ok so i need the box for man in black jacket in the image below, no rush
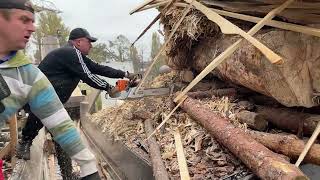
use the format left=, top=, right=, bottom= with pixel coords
left=18, top=28, right=138, bottom=178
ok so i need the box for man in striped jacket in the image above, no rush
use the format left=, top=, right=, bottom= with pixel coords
left=17, top=28, right=138, bottom=174
left=0, top=1, right=100, bottom=179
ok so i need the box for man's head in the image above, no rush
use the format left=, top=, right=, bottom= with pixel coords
left=0, top=0, right=35, bottom=52
left=69, top=28, right=97, bottom=55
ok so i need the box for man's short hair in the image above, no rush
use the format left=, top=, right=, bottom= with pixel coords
left=0, top=9, right=11, bottom=20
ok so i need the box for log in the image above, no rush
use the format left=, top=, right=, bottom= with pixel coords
left=142, top=113, right=170, bottom=180
left=187, top=88, right=237, bottom=99
left=248, top=131, right=320, bottom=166
left=235, top=110, right=268, bottom=131
left=256, top=106, right=320, bottom=136
left=174, top=0, right=294, bottom=103
left=179, top=70, right=194, bottom=83
left=180, top=97, right=307, bottom=180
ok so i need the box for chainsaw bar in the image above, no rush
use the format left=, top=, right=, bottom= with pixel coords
left=113, top=87, right=171, bottom=100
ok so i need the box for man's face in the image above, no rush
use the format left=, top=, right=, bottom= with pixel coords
left=74, top=38, right=93, bottom=55
left=0, top=9, right=35, bottom=51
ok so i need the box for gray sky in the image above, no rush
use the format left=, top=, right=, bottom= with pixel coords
left=40, top=0, right=160, bottom=59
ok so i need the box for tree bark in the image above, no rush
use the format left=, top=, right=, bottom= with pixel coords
left=235, top=110, right=268, bottom=131
left=187, top=88, right=237, bottom=99
left=180, top=97, right=307, bottom=180
left=144, top=119, right=170, bottom=180
left=256, top=106, right=320, bottom=136
left=135, top=110, right=170, bottom=180
left=248, top=130, right=320, bottom=166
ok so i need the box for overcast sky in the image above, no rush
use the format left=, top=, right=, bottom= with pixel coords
left=39, top=0, right=160, bottom=58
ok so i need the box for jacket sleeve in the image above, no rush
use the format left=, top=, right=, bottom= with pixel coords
left=61, top=48, right=114, bottom=91
left=28, top=69, right=97, bottom=177
left=83, top=56, right=126, bottom=78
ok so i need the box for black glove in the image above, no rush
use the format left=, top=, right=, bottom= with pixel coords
left=125, top=71, right=142, bottom=81
left=106, top=85, right=120, bottom=98
left=81, top=172, right=101, bottom=180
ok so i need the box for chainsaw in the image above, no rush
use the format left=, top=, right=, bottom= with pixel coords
left=106, top=79, right=172, bottom=100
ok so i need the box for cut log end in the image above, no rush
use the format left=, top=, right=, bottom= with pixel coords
left=235, top=110, right=268, bottom=131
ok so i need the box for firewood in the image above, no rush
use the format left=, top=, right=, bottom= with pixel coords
left=180, top=97, right=307, bottom=179
left=235, top=110, right=268, bottom=131
left=144, top=118, right=170, bottom=180
left=174, top=0, right=294, bottom=103
left=256, top=106, right=320, bottom=136
left=187, top=88, right=237, bottom=99
left=247, top=130, right=320, bottom=166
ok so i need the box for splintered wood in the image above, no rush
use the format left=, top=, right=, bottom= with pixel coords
left=88, top=73, right=255, bottom=179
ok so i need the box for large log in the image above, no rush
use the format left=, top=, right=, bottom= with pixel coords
left=248, top=130, right=320, bottom=166
left=135, top=110, right=170, bottom=180
left=145, top=119, right=170, bottom=180
left=172, top=27, right=320, bottom=107
left=256, top=106, right=320, bottom=136
left=180, top=97, right=307, bottom=179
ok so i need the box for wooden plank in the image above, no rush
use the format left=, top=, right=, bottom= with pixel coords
left=174, top=0, right=295, bottom=102
left=130, top=0, right=157, bottom=15
left=211, top=8, right=320, bottom=37
left=174, top=129, right=190, bottom=180
left=132, top=0, right=178, bottom=46
left=184, top=0, right=282, bottom=64
left=136, top=1, right=194, bottom=92
left=9, top=115, right=18, bottom=167
left=201, top=0, right=320, bottom=24
left=174, top=2, right=320, bottom=37
left=147, top=96, right=187, bottom=140
left=131, top=13, right=161, bottom=46
left=295, top=121, right=320, bottom=166
left=138, top=0, right=171, bottom=12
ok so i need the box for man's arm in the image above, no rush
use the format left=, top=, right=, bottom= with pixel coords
left=62, top=48, right=116, bottom=91
left=83, top=56, right=126, bottom=78
left=28, top=69, right=97, bottom=177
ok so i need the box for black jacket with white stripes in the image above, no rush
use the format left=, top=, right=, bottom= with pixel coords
left=38, top=43, right=126, bottom=103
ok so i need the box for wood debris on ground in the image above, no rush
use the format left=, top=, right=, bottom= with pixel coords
left=89, top=72, right=254, bottom=179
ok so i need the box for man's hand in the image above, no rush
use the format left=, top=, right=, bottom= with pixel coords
left=125, top=71, right=142, bottom=81
left=107, top=86, right=120, bottom=98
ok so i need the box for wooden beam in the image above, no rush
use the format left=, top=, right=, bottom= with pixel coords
left=9, top=115, right=18, bottom=166
left=211, top=8, right=320, bottom=38
left=174, top=0, right=295, bottom=102
left=174, top=129, right=190, bottom=180
left=184, top=0, right=282, bottom=64
left=131, top=13, right=161, bottom=47
left=132, top=0, right=178, bottom=46
left=147, top=96, right=187, bottom=140
left=138, top=0, right=170, bottom=12
left=295, top=121, right=320, bottom=166
left=136, top=1, right=194, bottom=92
left=174, top=2, right=320, bottom=37
left=130, top=0, right=157, bottom=15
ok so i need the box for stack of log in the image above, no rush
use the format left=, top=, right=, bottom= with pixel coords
left=88, top=72, right=320, bottom=179
left=131, top=0, right=320, bottom=108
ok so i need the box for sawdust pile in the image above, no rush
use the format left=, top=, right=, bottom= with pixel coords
left=89, top=73, right=252, bottom=179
